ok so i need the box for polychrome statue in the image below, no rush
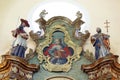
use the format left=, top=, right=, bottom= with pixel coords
left=11, top=19, right=30, bottom=58
left=91, top=27, right=110, bottom=59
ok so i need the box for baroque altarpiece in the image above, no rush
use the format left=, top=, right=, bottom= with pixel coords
left=0, top=10, right=120, bottom=80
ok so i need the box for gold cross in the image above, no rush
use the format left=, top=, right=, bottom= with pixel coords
left=104, top=20, right=110, bottom=34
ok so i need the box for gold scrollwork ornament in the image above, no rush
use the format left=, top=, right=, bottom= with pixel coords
left=36, top=25, right=82, bottom=72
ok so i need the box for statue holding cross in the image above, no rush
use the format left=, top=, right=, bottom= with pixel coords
left=91, top=27, right=110, bottom=59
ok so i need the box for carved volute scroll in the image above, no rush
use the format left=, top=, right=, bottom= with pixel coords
left=81, top=54, right=120, bottom=80
left=0, top=55, right=39, bottom=80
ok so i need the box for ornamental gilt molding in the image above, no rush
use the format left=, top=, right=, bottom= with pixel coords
left=0, top=55, right=39, bottom=80
left=46, top=16, right=73, bottom=26
left=30, top=13, right=89, bottom=46
left=46, top=76, right=74, bottom=80
left=81, top=54, right=120, bottom=80
left=36, top=25, right=82, bottom=72
left=29, top=11, right=89, bottom=72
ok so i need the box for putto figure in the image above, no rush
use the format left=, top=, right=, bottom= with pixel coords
left=11, top=19, right=30, bottom=58
left=91, top=27, right=110, bottom=59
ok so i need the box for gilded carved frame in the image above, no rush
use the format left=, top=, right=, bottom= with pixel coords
left=36, top=25, right=82, bottom=72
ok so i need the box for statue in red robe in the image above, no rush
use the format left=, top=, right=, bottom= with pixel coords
left=11, top=19, right=30, bottom=58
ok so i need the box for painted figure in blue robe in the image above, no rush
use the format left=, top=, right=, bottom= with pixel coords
left=11, top=19, right=30, bottom=58
left=91, top=27, right=110, bottom=59
left=44, top=39, right=72, bottom=64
